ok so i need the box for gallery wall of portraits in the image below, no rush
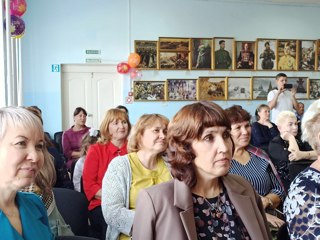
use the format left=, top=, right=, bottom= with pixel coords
left=133, top=37, right=320, bottom=102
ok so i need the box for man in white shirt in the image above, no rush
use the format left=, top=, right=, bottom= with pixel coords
left=267, top=73, right=298, bottom=123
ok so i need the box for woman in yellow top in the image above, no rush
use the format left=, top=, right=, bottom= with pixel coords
left=101, top=114, right=171, bottom=240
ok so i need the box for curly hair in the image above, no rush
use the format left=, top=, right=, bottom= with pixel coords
left=167, top=101, right=231, bottom=188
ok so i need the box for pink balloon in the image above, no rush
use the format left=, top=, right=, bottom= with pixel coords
left=129, top=68, right=142, bottom=81
left=10, top=0, right=27, bottom=17
left=117, top=62, right=130, bottom=74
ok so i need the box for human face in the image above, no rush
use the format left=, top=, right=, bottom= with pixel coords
left=230, top=121, right=251, bottom=149
left=220, top=42, right=225, bottom=49
left=258, top=107, right=270, bottom=122
left=74, top=111, right=87, bottom=127
left=0, top=125, right=44, bottom=189
left=109, top=118, right=129, bottom=141
left=297, top=103, right=304, bottom=116
left=278, top=117, right=298, bottom=136
left=276, top=76, right=287, bottom=89
left=140, top=120, right=167, bottom=154
left=244, top=43, right=249, bottom=51
left=191, top=126, right=233, bottom=179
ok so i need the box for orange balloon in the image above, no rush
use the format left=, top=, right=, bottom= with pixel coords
left=128, top=53, right=141, bottom=68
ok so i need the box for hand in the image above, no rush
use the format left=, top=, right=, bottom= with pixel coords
left=262, top=120, right=273, bottom=128
left=265, top=213, right=285, bottom=228
left=95, top=189, right=102, bottom=199
left=291, top=87, right=297, bottom=96
left=277, top=87, right=285, bottom=95
left=280, top=131, right=294, bottom=141
left=288, top=150, right=303, bottom=161
left=260, top=196, right=269, bottom=209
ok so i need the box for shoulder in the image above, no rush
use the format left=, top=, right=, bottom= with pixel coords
left=141, top=179, right=175, bottom=198
left=223, top=174, right=256, bottom=195
left=17, top=192, right=45, bottom=211
left=108, top=155, right=130, bottom=170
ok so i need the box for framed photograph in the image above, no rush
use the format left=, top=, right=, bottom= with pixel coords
left=213, top=37, right=234, bottom=70
left=287, top=77, right=308, bottom=99
left=159, top=52, right=189, bottom=70
left=133, top=81, right=166, bottom=101
left=309, top=79, right=320, bottom=99
left=252, top=77, right=276, bottom=100
left=277, top=40, right=298, bottom=71
left=227, top=77, right=252, bottom=100
left=190, top=38, right=212, bottom=70
left=134, top=40, right=158, bottom=69
left=159, top=37, right=190, bottom=51
left=197, top=77, right=226, bottom=101
left=235, top=41, right=256, bottom=70
left=256, top=39, right=277, bottom=70
left=167, top=79, right=197, bottom=100
left=317, top=40, right=320, bottom=70
left=298, top=40, right=316, bottom=71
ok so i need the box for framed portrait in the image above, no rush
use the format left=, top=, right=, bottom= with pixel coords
left=317, top=40, right=320, bottom=70
left=309, top=79, right=320, bottom=99
left=197, top=76, right=226, bottom=101
left=133, top=81, right=166, bottom=101
left=190, top=38, right=212, bottom=70
left=227, top=77, right=252, bottom=100
left=213, top=37, right=234, bottom=70
left=167, top=79, right=197, bottom=100
left=252, top=77, right=276, bottom=100
left=287, top=77, right=308, bottom=99
left=134, top=40, right=158, bottom=70
left=159, top=52, right=189, bottom=70
left=298, top=40, right=316, bottom=71
left=277, top=40, right=298, bottom=71
left=256, top=39, right=277, bottom=70
left=235, top=41, right=256, bottom=70
left=159, top=37, right=190, bottom=51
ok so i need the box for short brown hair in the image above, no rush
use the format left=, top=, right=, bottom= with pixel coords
left=167, top=101, right=231, bottom=188
left=225, top=105, right=251, bottom=125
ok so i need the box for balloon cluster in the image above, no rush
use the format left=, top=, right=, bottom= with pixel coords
left=117, top=53, right=143, bottom=81
left=5, top=0, right=27, bottom=38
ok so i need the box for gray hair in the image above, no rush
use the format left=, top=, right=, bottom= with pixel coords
left=275, top=111, right=296, bottom=126
left=0, top=106, right=44, bottom=140
left=301, top=100, right=320, bottom=154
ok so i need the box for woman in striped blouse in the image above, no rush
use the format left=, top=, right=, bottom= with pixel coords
left=225, top=105, right=285, bottom=229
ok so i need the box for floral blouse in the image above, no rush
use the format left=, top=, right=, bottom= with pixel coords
left=192, top=188, right=251, bottom=240
left=284, top=167, right=320, bottom=240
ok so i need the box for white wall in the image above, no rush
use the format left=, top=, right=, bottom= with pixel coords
left=22, top=0, right=320, bottom=134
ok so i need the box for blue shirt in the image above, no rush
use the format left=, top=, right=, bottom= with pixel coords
left=0, top=192, right=53, bottom=240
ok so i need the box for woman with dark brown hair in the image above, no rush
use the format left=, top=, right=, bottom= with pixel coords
left=132, top=102, right=271, bottom=240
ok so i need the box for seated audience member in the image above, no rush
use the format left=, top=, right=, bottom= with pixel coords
left=73, top=128, right=100, bottom=192
left=268, top=111, right=317, bottom=191
left=251, top=104, right=279, bottom=153
left=0, top=107, right=53, bottom=239
left=284, top=99, right=320, bottom=239
left=102, top=114, right=171, bottom=240
left=225, top=105, right=285, bottom=229
left=132, top=102, right=272, bottom=240
left=295, top=101, right=305, bottom=139
left=62, top=107, right=90, bottom=170
left=83, top=108, right=131, bottom=240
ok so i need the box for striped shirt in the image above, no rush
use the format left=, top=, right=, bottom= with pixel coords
left=229, top=152, right=284, bottom=200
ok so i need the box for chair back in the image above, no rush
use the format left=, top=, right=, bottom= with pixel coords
left=53, top=188, right=89, bottom=236
left=54, top=131, right=64, bottom=154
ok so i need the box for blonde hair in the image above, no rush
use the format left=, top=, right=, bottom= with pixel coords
left=275, top=111, right=296, bottom=126
left=127, top=114, right=169, bottom=153
left=302, top=100, right=320, bottom=154
left=98, top=108, right=131, bottom=144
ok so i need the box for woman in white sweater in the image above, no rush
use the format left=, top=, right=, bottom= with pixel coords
left=101, top=114, right=172, bottom=240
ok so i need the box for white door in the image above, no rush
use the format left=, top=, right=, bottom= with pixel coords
left=61, top=64, right=123, bottom=130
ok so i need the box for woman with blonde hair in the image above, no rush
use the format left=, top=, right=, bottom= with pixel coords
left=102, top=114, right=171, bottom=240
left=83, top=108, right=131, bottom=240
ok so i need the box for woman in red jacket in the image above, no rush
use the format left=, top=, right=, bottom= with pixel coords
left=83, top=108, right=131, bottom=240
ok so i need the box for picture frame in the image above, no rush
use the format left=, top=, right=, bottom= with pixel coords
left=133, top=81, right=166, bottom=101
left=158, top=37, right=190, bottom=51
left=159, top=52, right=189, bottom=70
left=197, top=76, right=226, bottom=101
left=190, top=38, right=212, bottom=70
left=134, top=40, right=158, bottom=70
left=235, top=41, right=256, bottom=70
left=166, top=79, right=197, bottom=100
left=309, top=79, right=320, bottom=99
left=256, top=39, right=277, bottom=70
left=287, top=77, right=308, bottom=99
left=227, top=77, right=252, bottom=100
left=213, top=37, right=234, bottom=70
left=298, top=40, right=316, bottom=71
left=252, top=77, right=276, bottom=100
left=317, top=40, right=320, bottom=70
left=277, top=39, right=298, bottom=71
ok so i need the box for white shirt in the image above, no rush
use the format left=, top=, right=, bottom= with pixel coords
left=73, top=156, right=85, bottom=192
left=267, top=89, right=294, bottom=123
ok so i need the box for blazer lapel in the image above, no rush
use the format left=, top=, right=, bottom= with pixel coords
left=174, top=179, right=198, bottom=240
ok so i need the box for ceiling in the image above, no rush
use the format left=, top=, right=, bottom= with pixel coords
left=196, top=0, right=320, bottom=7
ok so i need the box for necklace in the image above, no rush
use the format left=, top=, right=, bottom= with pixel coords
left=203, top=195, right=223, bottom=218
